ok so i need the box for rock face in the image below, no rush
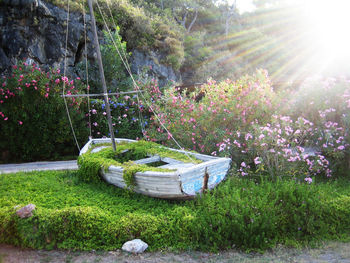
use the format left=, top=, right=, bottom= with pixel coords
left=131, top=50, right=180, bottom=87
left=121, top=239, right=148, bottom=253
left=0, top=0, right=97, bottom=75
left=16, top=204, right=36, bottom=218
left=0, top=0, right=179, bottom=86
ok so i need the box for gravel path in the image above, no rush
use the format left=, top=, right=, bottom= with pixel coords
left=0, top=160, right=78, bottom=174
left=1, top=242, right=350, bottom=263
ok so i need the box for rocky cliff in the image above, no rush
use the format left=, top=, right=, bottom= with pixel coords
left=0, top=0, right=179, bottom=86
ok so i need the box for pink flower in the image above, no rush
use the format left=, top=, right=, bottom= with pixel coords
left=254, top=157, right=261, bottom=165
left=103, top=112, right=107, bottom=116
left=91, top=109, right=97, bottom=114
left=55, top=79, right=60, bottom=84
left=18, top=121, right=23, bottom=125
left=93, top=122, right=98, bottom=126
left=245, top=133, right=253, bottom=141
left=304, top=177, right=312, bottom=184
left=338, top=145, right=345, bottom=150
left=45, top=93, right=49, bottom=98
left=241, top=162, right=246, bottom=168
left=4, top=117, right=8, bottom=121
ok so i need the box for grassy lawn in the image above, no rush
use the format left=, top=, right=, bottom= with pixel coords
left=1, top=170, right=350, bottom=252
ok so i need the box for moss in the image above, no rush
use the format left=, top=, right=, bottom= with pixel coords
left=78, top=140, right=201, bottom=189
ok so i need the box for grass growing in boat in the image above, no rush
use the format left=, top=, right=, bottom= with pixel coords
left=1, top=170, right=350, bottom=251
left=77, top=140, right=202, bottom=188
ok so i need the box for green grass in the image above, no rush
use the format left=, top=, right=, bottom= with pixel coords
left=1, top=170, right=350, bottom=252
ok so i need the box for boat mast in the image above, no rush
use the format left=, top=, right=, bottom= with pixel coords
left=87, top=0, right=116, bottom=151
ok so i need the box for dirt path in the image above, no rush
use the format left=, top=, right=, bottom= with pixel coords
left=1, top=242, right=350, bottom=263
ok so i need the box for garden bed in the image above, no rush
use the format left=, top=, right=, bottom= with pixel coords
left=1, top=170, right=350, bottom=252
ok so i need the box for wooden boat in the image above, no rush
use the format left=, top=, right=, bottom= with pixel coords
left=80, top=138, right=231, bottom=199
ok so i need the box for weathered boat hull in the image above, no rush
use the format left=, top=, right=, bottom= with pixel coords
left=80, top=138, right=231, bottom=199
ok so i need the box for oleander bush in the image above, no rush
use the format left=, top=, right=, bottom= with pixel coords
left=1, top=170, right=350, bottom=252
left=146, top=73, right=349, bottom=181
left=146, top=69, right=277, bottom=156
left=0, top=62, right=88, bottom=162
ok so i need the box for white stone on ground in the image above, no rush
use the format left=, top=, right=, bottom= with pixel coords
left=16, top=204, right=36, bottom=218
left=121, top=239, right=148, bottom=253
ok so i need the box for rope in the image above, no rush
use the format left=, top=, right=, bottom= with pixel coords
left=105, top=1, right=133, bottom=76
left=62, top=0, right=81, bottom=152
left=136, top=92, right=146, bottom=136
left=95, top=1, right=195, bottom=161
left=83, top=5, right=92, bottom=139
left=61, top=90, right=145, bottom=97
left=96, top=1, right=147, bottom=137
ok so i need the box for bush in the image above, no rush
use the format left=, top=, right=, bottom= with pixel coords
left=76, top=29, right=133, bottom=94
left=235, top=115, right=347, bottom=180
left=146, top=72, right=349, bottom=181
left=0, top=62, right=88, bottom=162
left=0, top=170, right=195, bottom=251
left=192, top=176, right=350, bottom=251
left=146, top=69, right=277, bottom=158
left=279, top=76, right=350, bottom=175
left=87, top=93, right=149, bottom=139
left=2, top=170, right=350, bottom=252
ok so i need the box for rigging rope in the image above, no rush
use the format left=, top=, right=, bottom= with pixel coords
left=103, top=1, right=147, bottom=137
left=62, top=0, right=81, bottom=151
left=96, top=1, right=194, bottom=161
left=83, top=5, right=92, bottom=140
left=96, top=1, right=146, bottom=137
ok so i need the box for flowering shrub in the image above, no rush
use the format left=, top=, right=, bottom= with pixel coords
left=87, top=94, right=148, bottom=139
left=278, top=76, right=350, bottom=176
left=0, top=62, right=88, bottom=162
left=145, top=71, right=349, bottom=181
left=146, top=69, right=277, bottom=156
left=234, top=115, right=348, bottom=180
left=282, top=76, right=350, bottom=143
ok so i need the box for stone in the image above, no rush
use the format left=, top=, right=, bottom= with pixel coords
left=16, top=204, right=36, bottom=218
left=121, top=239, right=148, bottom=254
left=131, top=49, right=179, bottom=87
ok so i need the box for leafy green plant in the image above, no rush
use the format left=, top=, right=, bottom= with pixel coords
left=146, top=69, right=277, bottom=158
left=2, top=170, right=350, bottom=252
left=0, top=62, right=88, bottom=162
left=87, top=96, right=146, bottom=139
left=76, top=29, right=132, bottom=94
